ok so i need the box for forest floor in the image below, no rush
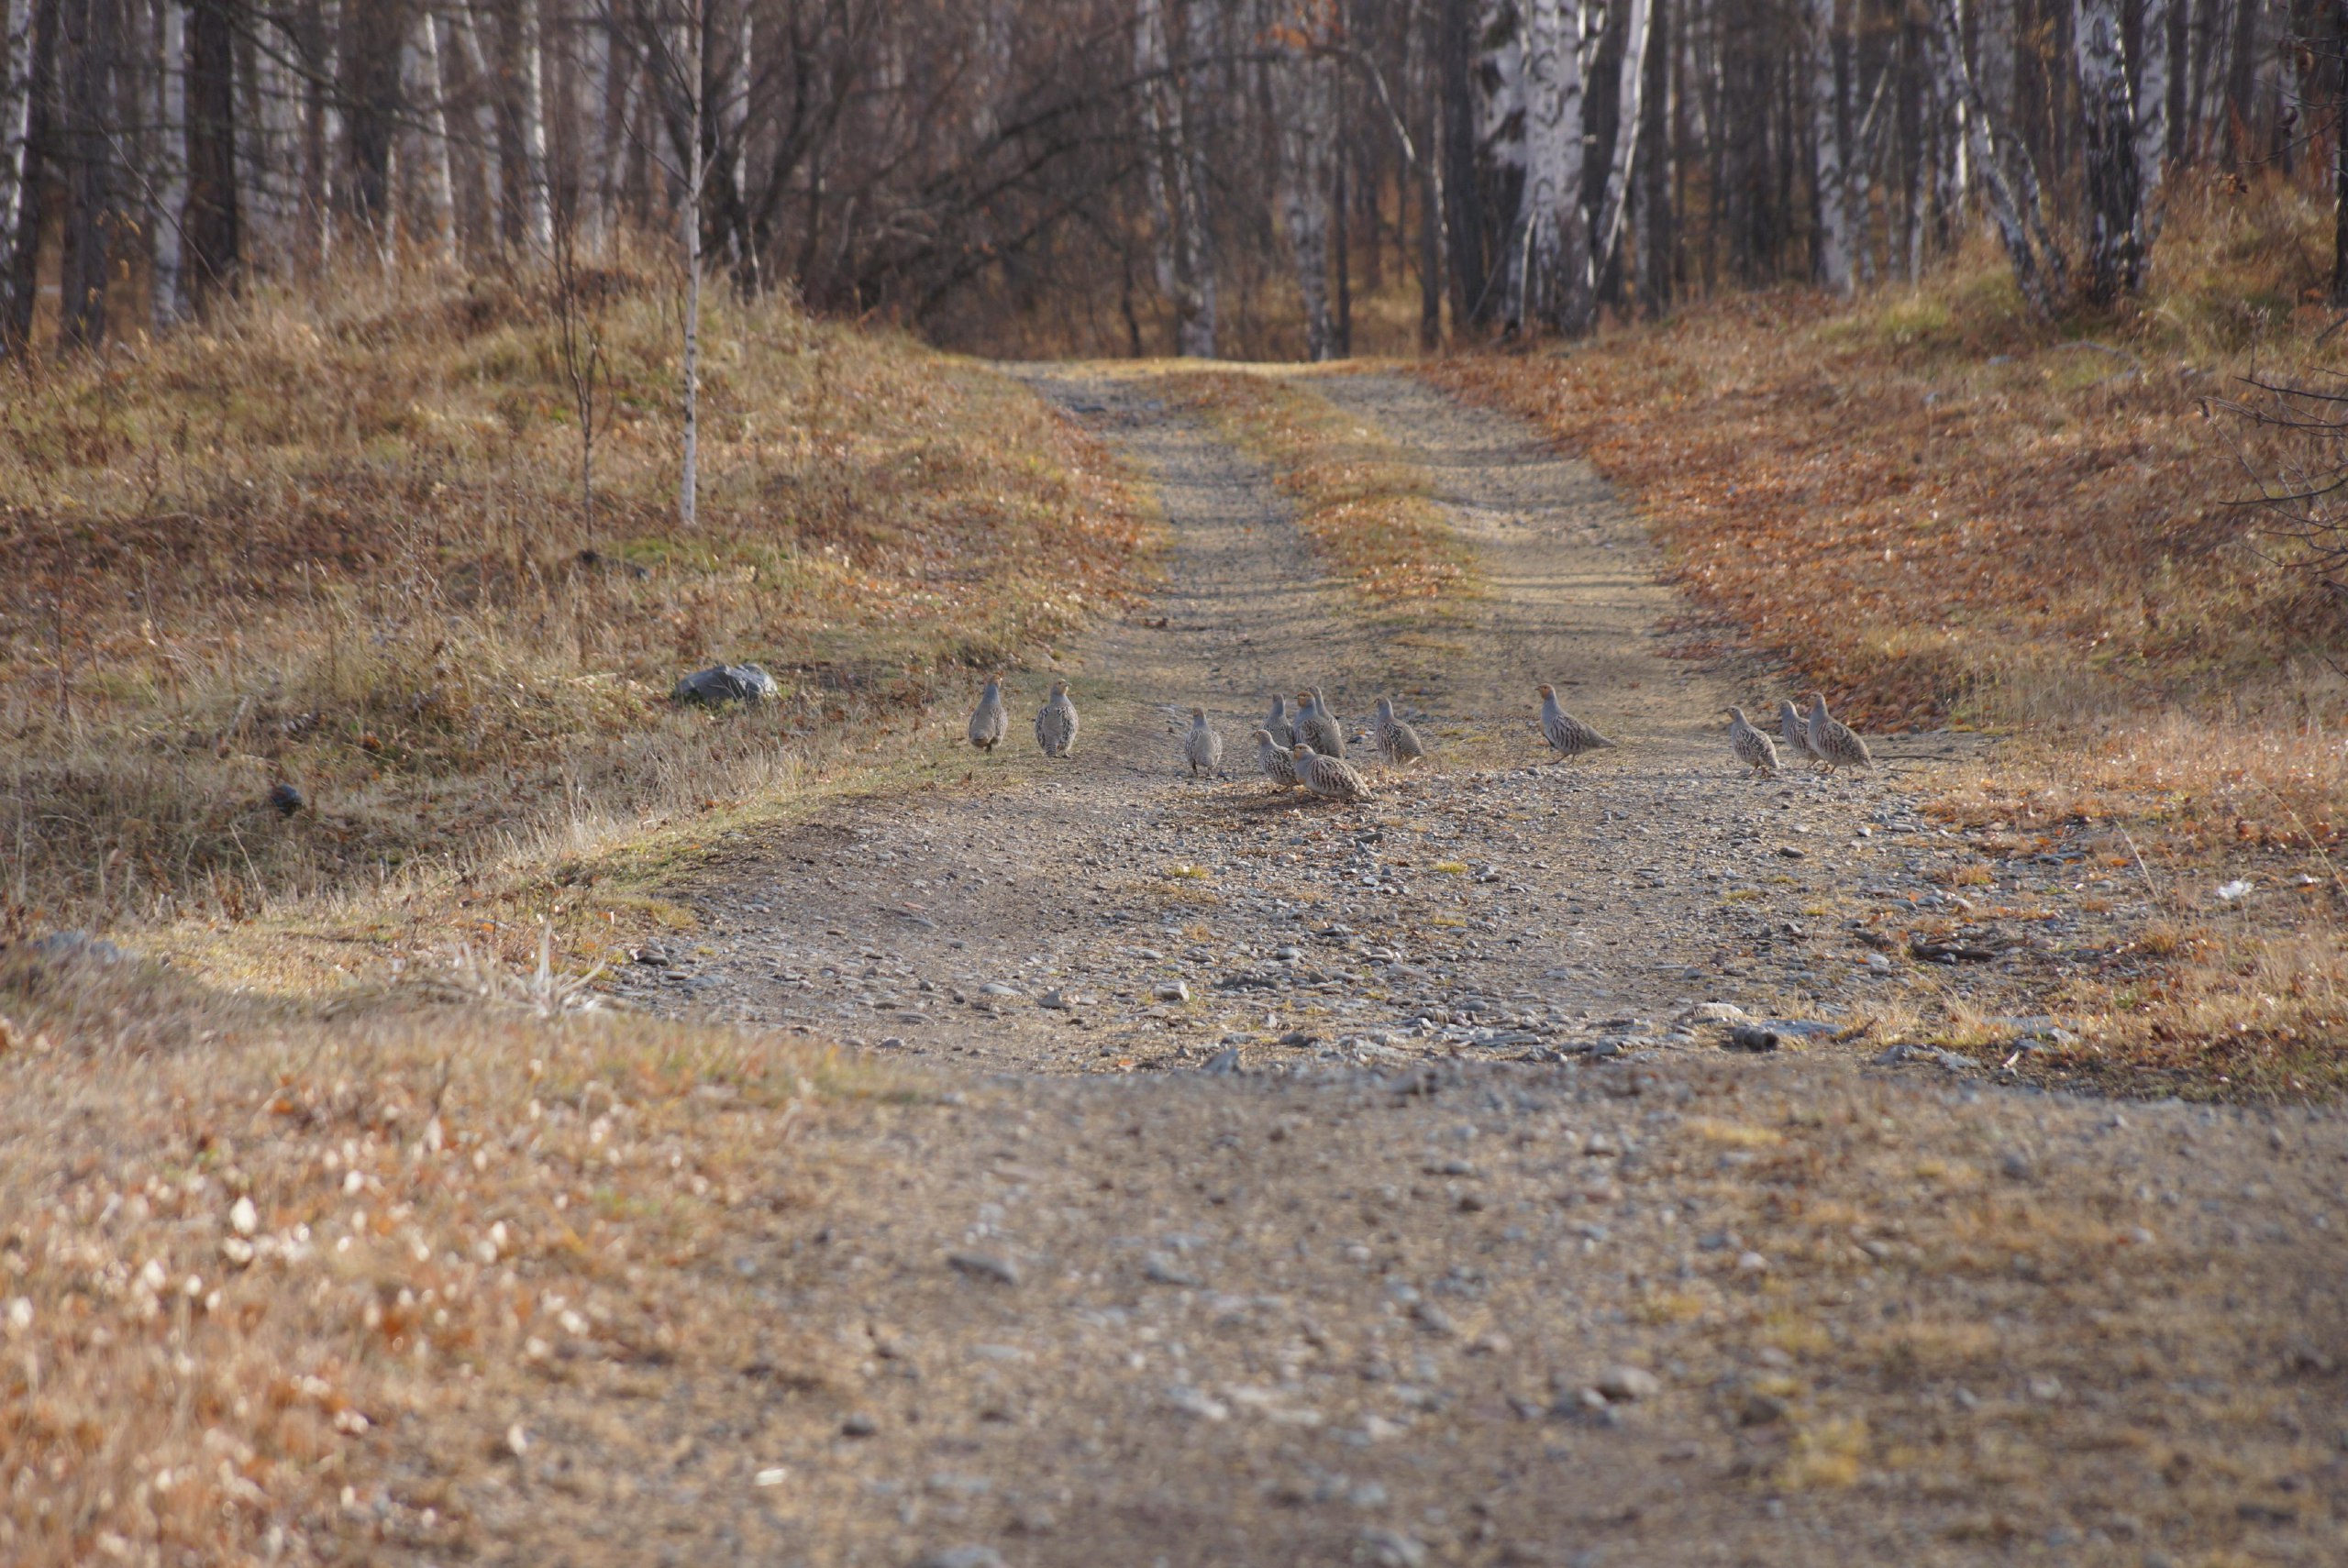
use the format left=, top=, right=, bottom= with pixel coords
left=373, top=366, right=2345, bottom=1567
left=5, top=358, right=2344, bottom=1568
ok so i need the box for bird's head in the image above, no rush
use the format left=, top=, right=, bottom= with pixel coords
left=1290, top=744, right=1313, bottom=760
left=1050, top=679, right=1069, bottom=697
left=1253, top=728, right=1274, bottom=743
left=1536, top=683, right=1556, bottom=701
left=1190, top=706, right=1206, bottom=720
left=1726, top=706, right=1746, bottom=722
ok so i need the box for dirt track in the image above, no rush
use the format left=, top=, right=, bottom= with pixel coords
left=426, top=367, right=2348, bottom=1567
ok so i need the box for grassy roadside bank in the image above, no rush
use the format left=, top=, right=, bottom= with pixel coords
left=1432, top=177, right=2347, bottom=1096
left=0, top=258, right=1149, bottom=970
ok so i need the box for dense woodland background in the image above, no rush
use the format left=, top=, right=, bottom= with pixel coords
left=0, top=0, right=2336, bottom=360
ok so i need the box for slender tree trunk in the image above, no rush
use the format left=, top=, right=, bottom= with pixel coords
left=1133, top=0, right=1179, bottom=345
left=342, top=0, right=399, bottom=236
left=1, top=0, right=36, bottom=251
left=1808, top=0, right=1852, bottom=293
left=181, top=0, right=232, bottom=303
left=1272, top=33, right=1335, bottom=359
left=1570, top=0, right=1650, bottom=330
left=58, top=0, right=121, bottom=351
left=2073, top=0, right=2140, bottom=303
left=413, top=10, right=456, bottom=261
left=2, top=0, right=54, bottom=348
left=2223, top=0, right=2260, bottom=162
left=449, top=2, right=501, bottom=252
left=2333, top=3, right=2348, bottom=304
left=2132, top=0, right=2170, bottom=251
left=1174, top=0, right=1217, bottom=356
left=680, top=0, right=703, bottom=529
left=1417, top=0, right=1447, bottom=346
left=150, top=0, right=185, bottom=322
left=1632, top=0, right=1670, bottom=314
left=1478, top=0, right=1525, bottom=325
left=1931, top=0, right=1967, bottom=252
left=1436, top=0, right=1485, bottom=326
left=1333, top=58, right=1350, bottom=356
left=520, top=0, right=552, bottom=251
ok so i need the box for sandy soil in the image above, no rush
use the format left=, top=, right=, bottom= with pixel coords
left=396, top=367, right=2348, bottom=1568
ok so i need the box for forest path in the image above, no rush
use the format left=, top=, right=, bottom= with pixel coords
left=428, top=367, right=2347, bottom=1568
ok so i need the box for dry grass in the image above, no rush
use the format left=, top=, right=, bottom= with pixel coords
left=0, top=251, right=1148, bottom=938
left=0, top=939, right=882, bottom=1566
left=1433, top=171, right=2348, bottom=1095
left=1172, top=369, right=1475, bottom=609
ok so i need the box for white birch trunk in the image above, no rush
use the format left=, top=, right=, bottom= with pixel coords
left=452, top=3, right=505, bottom=248
left=0, top=0, right=28, bottom=246
left=2071, top=0, right=2139, bottom=302
left=520, top=0, right=553, bottom=253
left=2132, top=0, right=2171, bottom=250
left=153, top=0, right=188, bottom=322
left=1272, top=37, right=1335, bottom=359
left=1927, top=0, right=2062, bottom=314
left=248, top=16, right=296, bottom=267
left=1510, top=0, right=1584, bottom=331
left=1573, top=0, right=1651, bottom=329
left=1930, top=0, right=1967, bottom=249
left=1806, top=0, right=1852, bottom=296
left=1477, top=0, right=1524, bottom=180
left=415, top=13, right=457, bottom=262
left=1849, top=58, right=1892, bottom=286
left=723, top=0, right=748, bottom=274
left=318, top=0, right=342, bottom=266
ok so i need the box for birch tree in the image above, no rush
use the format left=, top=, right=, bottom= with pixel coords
left=1570, top=0, right=1651, bottom=332
left=1509, top=0, right=1584, bottom=332
left=152, top=0, right=188, bottom=321
left=520, top=0, right=553, bottom=253
left=1928, top=0, right=2064, bottom=316
left=0, top=0, right=28, bottom=248
left=2072, top=0, right=2140, bottom=304
left=405, top=7, right=458, bottom=262
left=1271, top=11, right=1336, bottom=359
left=2131, top=0, right=2171, bottom=256
left=1806, top=0, right=1852, bottom=296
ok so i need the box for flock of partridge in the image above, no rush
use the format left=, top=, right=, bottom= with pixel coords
left=967, top=677, right=1872, bottom=802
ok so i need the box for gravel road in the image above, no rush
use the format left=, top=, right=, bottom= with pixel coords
left=428, top=367, right=2348, bottom=1568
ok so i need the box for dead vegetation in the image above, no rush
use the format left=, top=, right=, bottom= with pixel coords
left=0, top=254, right=1148, bottom=940
left=1434, top=173, right=2348, bottom=1096
left=1173, top=369, right=1475, bottom=609
left=0, top=939, right=871, bottom=1566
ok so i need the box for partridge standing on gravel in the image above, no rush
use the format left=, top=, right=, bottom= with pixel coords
left=1298, top=690, right=1346, bottom=757
left=1777, top=699, right=1814, bottom=767
left=1537, top=684, right=1615, bottom=760
left=968, top=676, right=1008, bottom=752
left=1373, top=697, right=1425, bottom=770
left=1264, top=694, right=1295, bottom=749
left=1256, top=728, right=1301, bottom=790
left=1183, top=707, right=1224, bottom=778
left=1805, top=692, right=1873, bottom=773
left=1726, top=706, right=1780, bottom=778
left=1292, top=744, right=1373, bottom=803
left=1035, top=679, right=1079, bottom=758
